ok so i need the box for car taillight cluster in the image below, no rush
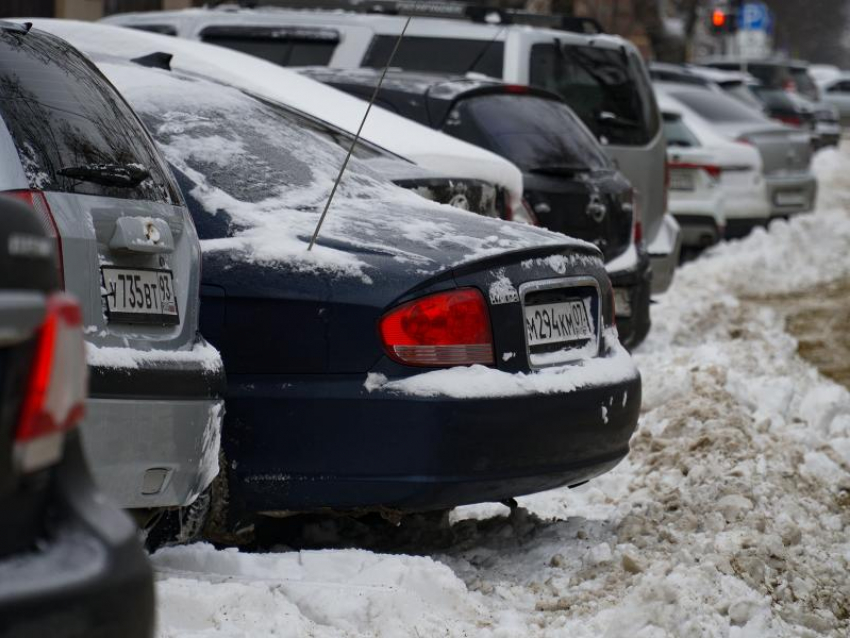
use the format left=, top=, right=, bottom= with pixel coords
left=4, top=190, right=64, bottom=287
left=15, top=294, right=88, bottom=473
left=668, top=161, right=723, bottom=180
left=625, top=188, right=642, bottom=246
left=379, top=288, right=494, bottom=367
left=777, top=114, right=803, bottom=128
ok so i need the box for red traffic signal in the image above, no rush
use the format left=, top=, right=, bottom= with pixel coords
left=712, top=9, right=727, bottom=28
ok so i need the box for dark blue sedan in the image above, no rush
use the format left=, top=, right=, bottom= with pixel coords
left=99, top=57, right=641, bottom=533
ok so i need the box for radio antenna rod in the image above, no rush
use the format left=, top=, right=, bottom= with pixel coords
left=307, top=16, right=412, bottom=251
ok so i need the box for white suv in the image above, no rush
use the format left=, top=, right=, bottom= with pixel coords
left=103, top=4, right=682, bottom=294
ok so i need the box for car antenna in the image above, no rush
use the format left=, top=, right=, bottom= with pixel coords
left=307, top=16, right=412, bottom=251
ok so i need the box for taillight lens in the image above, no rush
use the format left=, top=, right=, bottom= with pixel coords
left=667, top=162, right=723, bottom=180
left=3, top=190, right=64, bottom=287
left=627, top=188, right=643, bottom=246
left=15, top=294, right=88, bottom=473
left=379, top=288, right=494, bottom=367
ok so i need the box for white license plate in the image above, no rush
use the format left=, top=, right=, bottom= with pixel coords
left=524, top=299, right=594, bottom=348
left=669, top=170, right=695, bottom=191
left=102, top=267, right=179, bottom=325
left=774, top=190, right=806, bottom=206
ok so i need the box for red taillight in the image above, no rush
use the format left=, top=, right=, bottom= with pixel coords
left=504, top=84, right=530, bottom=94
left=777, top=114, right=803, bottom=127
left=15, top=294, right=88, bottom=473
left=4, top=190, right=64, bottom=287
left=630, top=189, right=643, bottom=245
left=668, top=162, right=723, bottom=179
left=379, top=288, right=494, bottom=367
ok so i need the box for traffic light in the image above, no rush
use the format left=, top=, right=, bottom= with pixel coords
left=710, top=7, right=738, bottom=34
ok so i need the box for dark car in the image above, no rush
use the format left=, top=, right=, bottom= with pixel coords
left=90, top=56, right=641, bottom=534
left=0, top=195, right=154, bottom=638
left=299, top=68, right=652, bottom=349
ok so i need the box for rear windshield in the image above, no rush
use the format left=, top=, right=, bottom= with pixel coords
left=529, top=43, right=660, bottom=146
left=0, top=29, right=180, bottom=203
left=790, top=68, right=819, bottom=101
left=667, top=88, right=765, bottom=124
left=363, top=35, right=503, bottom=79
left=200, top=26, right=338, bottom=67
left=442, top=93, right=610, bottom=173
left=663, top=113, right=700, bottom=148
left=722, top=82, right=764, bottom=110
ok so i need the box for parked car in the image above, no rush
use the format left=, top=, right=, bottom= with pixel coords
left=0, top=193, right=154, bottom=638
left=101, top=3, right=682, bottom=295
left=700, top=58, right=821, bottom=101
left=0, top=23, right=225, bottom=541
left=749, top=86, right=840, bottom=149
left=654, top=82, right=817, bottom=219
left=79, top=53, right=641, bottom=532
left=39, top=19, right=526, bottom=221
left=657, top=92, right=771, bottom=244
left=818, top=72, right=850, bottom=127
left=299, top=69, right=651, bottom=348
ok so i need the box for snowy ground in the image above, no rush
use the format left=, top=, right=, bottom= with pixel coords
left=151, top=146, right=850, bottom=638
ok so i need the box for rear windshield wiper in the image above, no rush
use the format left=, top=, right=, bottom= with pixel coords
left=595, top=111, right=642, bottom=130
left=528, top=164, right=592, bottom=177
left=58, top=163, right=151, bottom=188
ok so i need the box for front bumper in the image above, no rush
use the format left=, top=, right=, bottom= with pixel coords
left=606, top=244, right=652, bottom=350
left=0, top=435, right=154, bottom=638
left=765, top=172, right=818, bottom=216
left=82, top=345, right=226, bottom=509
left=222, top=347, right=642, bottom=516
left=647, top=213, right=682, bottom=294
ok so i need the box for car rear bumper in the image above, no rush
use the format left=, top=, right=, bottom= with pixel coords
left=222, top=347, right=641, bottom=515
left=647, top=213, right=682, bottom=294
left=672, top=213, right=723, bottom=248
left=0, top=435, right=154, bottom=638
left=725, top=217, right=768, bottom=239
left=606, top=245, right=652, bottom=350
left=765, top=173, right=817, bottom=216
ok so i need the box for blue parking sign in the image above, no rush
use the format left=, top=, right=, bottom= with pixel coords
left=741, top=2, right=770, bottom=31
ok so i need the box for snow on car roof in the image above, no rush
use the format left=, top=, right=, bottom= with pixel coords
left=27, top=19, right=524, bottom=202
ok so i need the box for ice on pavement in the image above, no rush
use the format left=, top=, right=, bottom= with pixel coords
left=152, top=146, right=850, bottom=637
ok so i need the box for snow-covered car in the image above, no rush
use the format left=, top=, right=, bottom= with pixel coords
left=100, top=4, right=682, bottom=295
left=0, top=23, right=225, bottom=539
left=33, top=19, right=526, bottom=221
left=300, top=67, right=652, bottom=349
left=658, top=93, right=771, bottom=243
left=82, top=53, right=641, bottom=531
left=0, top=195, right=154, bottom=638
left=655, top=82, right=817, bottom=219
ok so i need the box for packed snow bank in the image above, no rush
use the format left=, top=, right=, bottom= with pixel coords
left=86, top=339, right=222, bottom=373
left=149, top=146, right=850, bottom=636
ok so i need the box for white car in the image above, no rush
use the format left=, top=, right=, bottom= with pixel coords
left=31, top=19, right=526, bottom=219
left=818, top=72, right=850, bottom=128
left=657, top=93, right=771, bottom=245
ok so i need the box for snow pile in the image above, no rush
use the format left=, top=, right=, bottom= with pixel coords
left=86, top=339, right=222, bottom=373
left=149, top=146, right=850, bottom=636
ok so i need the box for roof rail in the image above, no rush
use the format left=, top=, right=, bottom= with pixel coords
left=216, top=1, right=604, bottom=34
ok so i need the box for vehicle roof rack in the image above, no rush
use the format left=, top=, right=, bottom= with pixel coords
left=210, top=1, right=604, bottom=34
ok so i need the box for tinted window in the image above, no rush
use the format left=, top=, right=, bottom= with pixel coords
left=529, top=43, right=659, bottom=146
left=668, top=89, right=765, bottom=123
left=129, top=24, right=177, bottom=36
left=363, top=36, right=503, bottom=78
left=722, top=82, right=764, bottom=110
left=744, top=63, right=786, bottom=89
left=662, top=114, right=700, bottom=148
left=790, top=68, right=819, bottom=101
left=200, top=26, right=338, bottom=67
left=828, top=80, right=850, bottom=94
left=443, top=93, right=610, bottom=173
left=0, top=29, right=180, bottom=203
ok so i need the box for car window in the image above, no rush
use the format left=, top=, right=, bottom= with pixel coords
left=0, top=29, right=180, bottom=204
left=722, top=82, right=764, bottom=110
left=128, top=24, right=177, bottom=36
left=109, top=65, right=393, bottom=240
left=199, top=26, right=339, bottom=67
left=529, top=43, right=659, bottom=146
left=363, top=36, right=503, bottom=78
left=442, top=93, right=610, bottom=172
left=743, top=63, right=785, bottom=88
left=667, top=88, right=765, bottom=124
left=662, top=113, right=700, bottom=148
left=790, top=68, right=819, bottom=101
left=828, top=80, right=850, bottom=94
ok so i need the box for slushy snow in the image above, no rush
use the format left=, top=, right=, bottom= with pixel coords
left=149, top=147, right=850, bottom=636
